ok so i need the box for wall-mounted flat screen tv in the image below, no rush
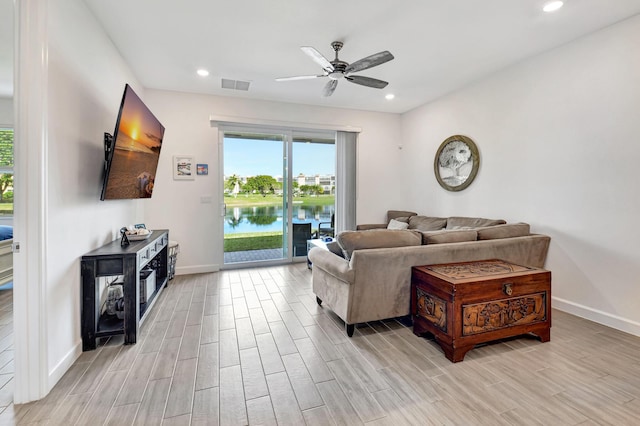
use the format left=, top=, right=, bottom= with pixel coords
left=101, top=84, right=165, bottom=200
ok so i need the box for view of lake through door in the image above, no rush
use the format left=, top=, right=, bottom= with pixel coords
left=222, top=129, right=335, bottom=266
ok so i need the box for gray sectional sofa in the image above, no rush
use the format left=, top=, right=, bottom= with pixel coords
left=308, top=212, right=551, bottom=336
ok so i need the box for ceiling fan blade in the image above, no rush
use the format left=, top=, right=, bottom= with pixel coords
left=275, top=74, right=326, bottom=82
left=345, top=75, right=389, bottom=89
left=322, top=80, right=338, bottom=97
left=301, top=46, right=334, bottom=71
left=345, top=51, right=394, bottom=74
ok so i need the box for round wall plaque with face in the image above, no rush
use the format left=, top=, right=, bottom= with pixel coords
left=434, top=135, right=480, bottom=192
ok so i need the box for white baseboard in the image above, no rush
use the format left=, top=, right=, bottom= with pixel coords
left=553, top=296, right=640, bottom=337
left=48, top=341, right=82, bottom=392
left=175, top=264, right=220, bottom=275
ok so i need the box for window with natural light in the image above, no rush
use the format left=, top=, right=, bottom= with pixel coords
left=0, top=129, right=14, bottom=217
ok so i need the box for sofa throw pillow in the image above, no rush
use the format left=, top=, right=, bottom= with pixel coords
left=325, top=241, right=345, bottom=258
left=421, top=229, right=478, bottom=245
left=387, top=219, right=409, bottom=230
left=408, top=216, right=448, bottom=232
left=337, top=229, right=422, bottom=260
left=477, top=223, right=530, bottom=240
left=446, top=217, right=506, bottom=229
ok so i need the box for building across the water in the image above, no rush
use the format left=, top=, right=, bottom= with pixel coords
left=225, top=173, right=335, bottom=195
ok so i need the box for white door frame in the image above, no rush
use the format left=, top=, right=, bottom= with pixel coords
left=12, top=0, right=50, bottom=403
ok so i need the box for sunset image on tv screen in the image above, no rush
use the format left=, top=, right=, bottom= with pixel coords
left=103, top=85, right=165, bottom=200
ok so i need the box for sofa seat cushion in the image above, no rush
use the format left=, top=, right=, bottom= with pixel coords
left=421, top=229, right=478, bottom=245
left=337, top=229, right=422, bottom=260
left=408, top=216, right=448, bottom=232
left=477, top=223, right=530, bottom=240
left=446, top=216, right=506, bottom=229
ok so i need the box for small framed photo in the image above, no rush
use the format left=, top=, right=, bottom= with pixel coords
left=173, top=155, right=195, bottom=180
left=197, top=164, right=209, bottom=175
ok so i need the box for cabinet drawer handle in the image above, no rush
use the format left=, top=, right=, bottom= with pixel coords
left=503, top=283, right=513, bottom=296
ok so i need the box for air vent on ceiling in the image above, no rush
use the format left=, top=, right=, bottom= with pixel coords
left=221, top=78, right=250, bottom=91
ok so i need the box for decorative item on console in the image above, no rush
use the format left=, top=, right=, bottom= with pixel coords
left=120, top=223, right=152, bottom=246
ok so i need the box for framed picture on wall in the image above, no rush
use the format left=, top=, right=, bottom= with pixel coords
left=197, top=164, right=208, bottom=175
left=173, top=155, right=195, bottom=180
left=434, top=135, right=480, bottom=192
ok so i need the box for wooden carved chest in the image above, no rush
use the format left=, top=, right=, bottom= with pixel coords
left=411, top=259, right=551, bottom=362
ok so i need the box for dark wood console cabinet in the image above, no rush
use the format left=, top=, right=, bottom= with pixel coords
left=81, top=229, right=169, bottom=351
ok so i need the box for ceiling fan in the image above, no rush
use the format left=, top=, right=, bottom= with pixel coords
left=276, top=41, right=394, bottom=97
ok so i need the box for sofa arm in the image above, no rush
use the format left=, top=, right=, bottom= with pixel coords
left=308, top=247, right=354, bottom=283
left=356, top=223, right=387, bottom=231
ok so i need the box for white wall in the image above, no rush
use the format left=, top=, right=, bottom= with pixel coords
left=143, top=90, right=402, bottom=273
left=43, top=0, right=144, bottom=384
left=0, top=97, right=12, bottom=125
left=401, top=16, right=640, bottom=334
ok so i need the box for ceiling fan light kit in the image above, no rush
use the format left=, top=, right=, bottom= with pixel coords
left=276, top=41, right=394, bottom=97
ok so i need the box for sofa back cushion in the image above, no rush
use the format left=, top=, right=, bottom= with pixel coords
left=337, top=229, right=422, bottom=260
left=421, top=229, right=478, bottom=245
left=408, top=216, right=447, bottom=232
left=446, top=216, right=506, bottom=229
left=477, top=223, right=530, bottom=240
left=387, top=210, right=417, bottom=224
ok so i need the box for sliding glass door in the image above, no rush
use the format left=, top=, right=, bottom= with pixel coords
left=221, top=128, right=335, bottom=267
left=291, top=137, right=336, bottom=244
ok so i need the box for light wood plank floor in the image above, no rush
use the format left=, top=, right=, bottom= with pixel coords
left=3, top=263, right=640, bottom=425
left=0, top=287, right=13, bottom=419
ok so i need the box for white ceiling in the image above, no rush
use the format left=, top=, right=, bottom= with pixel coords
left=3, top=1, right=640, bottom=113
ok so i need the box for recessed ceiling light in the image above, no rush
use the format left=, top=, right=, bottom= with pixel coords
left=196, top=69, right=210, bottom=77
left=385, top=93, right=395, bottom=100
left=543, top=1, right=564, bottom=12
